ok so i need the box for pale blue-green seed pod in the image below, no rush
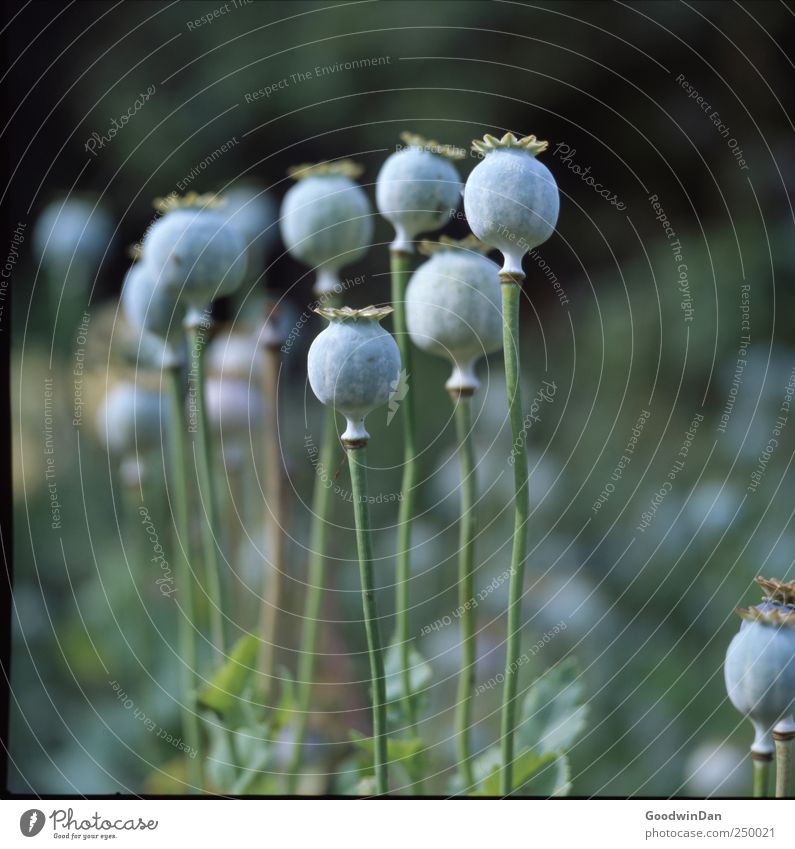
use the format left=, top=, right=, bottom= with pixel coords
left=122, top=260, right=185, bottom=345
left=221, top=184, right=279, bottom=279
left=307, top=306, right=400, bottom=445
left=206, top=375, right=265, bottom=439
left=406, top=236, right=502, bottom=394
left=33, top=196, right=113, bottom=285
left=376, top=133, right=466, bottom=252
left=280, top=162, right=373, bottom=297
left=724, top=601, right=795, bottom=755
left=142, top=195, right=247, bottom=310
left=95, top=382, right=169, bottom=456
left=464, top=133, right=560, bottom=276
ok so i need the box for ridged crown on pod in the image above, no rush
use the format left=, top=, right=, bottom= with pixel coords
left=376, top=132, right=466, bottom=252
left=307, top=305, right=400, bottom=444
left=95, top=382, right=170, bottom=456
left=220, top=184, right=279, bottom=279
left=280, top=161, right=373, bottom=296
left=33, top=195, right=114, bottom=280
left=464, top=132, right=560, bottom=276
left=142, top=192, right=247, bottom=310
left=406, top=235, right=502, bottom=393
left=725, top=596, right=795, bottom=754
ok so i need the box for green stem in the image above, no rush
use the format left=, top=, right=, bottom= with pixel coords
left=287, top=403, right=338, bottom=794
left=185, top=317, right=226, bottom=655
left=389, top=249, right=418, bottom=728
left=166, top=364, right=203, bottom=793
left=775, top=735, right=793, bottom=798
left=347, top=444, right=388, bottom=796
left=259, top=339, right=287, bottom=698
left=453, top=394, right=477, bottom=791
left=391, top=248, right=426, bottom=794
left=753, top=754, right=771, bottom=798
left=499, top=277, right=530, bottom=797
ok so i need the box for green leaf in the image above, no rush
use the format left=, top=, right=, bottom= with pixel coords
left=197, top=634, right=261, bottom=720
left=349, top=729, right=425, bottom=764
left=271, top=666, right=297, bottom=728
left=384, top=643, right=433, bottom=724
left=518, top=656, right=587, bottom=755
left=521, top=752, right=571, bottom=797
left=476, top=749, right=570, bottom=797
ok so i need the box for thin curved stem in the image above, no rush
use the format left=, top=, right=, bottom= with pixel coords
left=753, top=754, right=771, bottom=798
left=287, top=403, right=338, bottom=794
left=259, top=337, right=287, bottom=698
left=775, top=735, right=793, bottom=798
left=347, top=444, right=388, bottom=796
left=185, top=318, right=226, bottom=655
left=389, top=249, right=418, bottom=729
left=166, top=364, right=203, bottom=792
left=453, top=394, right=477, bottom=791
left=499, top=278, right=530, bottom=797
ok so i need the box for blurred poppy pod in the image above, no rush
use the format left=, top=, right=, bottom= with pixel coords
left=142, top=193, right=247, bottom=311
left=95, top=382, right=170, bottom=457
left=406, top=235, right=502, bottom=394
left=280, top=161, right=373, bottom=297
left=376, top=132, right=465, bottom=252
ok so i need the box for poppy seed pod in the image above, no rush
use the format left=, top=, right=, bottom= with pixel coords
left=206, top=326, right=262, bottom=381
left=280, top=161, right=373, bottom=296
left=33, top=195, right=114, bottom=283
left=376, top=132, right=466, bottom=252
left=95, top=382, right=169, bottom=456
left=142, top=193, right=247, bottom=310
left=464, top=133, right=560, bottom=276
left=122, top=260, right=185, bottom=345
left=205, top=374, right=265, bottom=439
left=406, top=235, right=502, bottom=394
left=307, top=306, right=400, bottom=445
left=725, top=580, right=795, bottom=755
left=221, top=184, right=279, bottom=278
